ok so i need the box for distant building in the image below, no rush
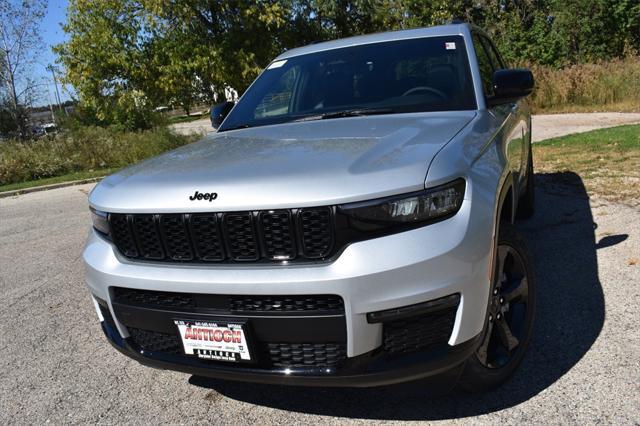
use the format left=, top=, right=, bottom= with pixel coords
left=28, top=110, right=54, bottom=125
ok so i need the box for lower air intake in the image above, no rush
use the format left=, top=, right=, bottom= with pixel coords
left=382, top=306, right=457, bottom=355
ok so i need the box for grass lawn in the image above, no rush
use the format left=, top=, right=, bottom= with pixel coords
left=533, top=124, right=640, bottom=206
left=535, top=101, right=640, bottom=114
left=0, top=169, right=115, bottom=193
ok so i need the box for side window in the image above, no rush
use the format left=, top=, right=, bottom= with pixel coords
left=472, top=34, right=494, bottom=96
left=254, top=66, right=300, bottom=118
left=481, top=36, right=506, bottom=71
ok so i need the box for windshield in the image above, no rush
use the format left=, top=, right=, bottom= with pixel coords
left=220, top=35, right=476, bottom=131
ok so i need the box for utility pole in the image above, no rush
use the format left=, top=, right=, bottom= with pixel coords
left=46, top=65, right=66, bottom=115
left=46, top=88, right=56, bottom=125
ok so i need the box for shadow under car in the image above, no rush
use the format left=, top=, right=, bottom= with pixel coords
left=188, top=172, right=606, bottom=421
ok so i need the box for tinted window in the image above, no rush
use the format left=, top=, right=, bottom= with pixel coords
left=254, top=66, right=300, bottom=118
left=481, top=36, right=506, bottom=70
left=472, top=34, right=494, bottom=96
left=221, top=36, right=476, bottom=131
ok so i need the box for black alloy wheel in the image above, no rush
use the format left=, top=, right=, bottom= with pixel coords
left=476, top=243, right=530, bottom=368
left=459, top=223, right=536, bottom=392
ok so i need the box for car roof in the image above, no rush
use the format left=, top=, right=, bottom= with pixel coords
left=276, top=23, right=471, bottom=60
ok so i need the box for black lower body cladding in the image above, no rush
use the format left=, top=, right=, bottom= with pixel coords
left=95, top=290, right=472, bottom=387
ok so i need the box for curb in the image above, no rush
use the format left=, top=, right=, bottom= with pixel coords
left=0, top=177, right=104, bottom=199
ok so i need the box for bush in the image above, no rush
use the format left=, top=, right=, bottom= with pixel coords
left=67, top=93, right=165, bottom=131
left=0, top=126, right=198, bottom=185
left=0, top=101, right=29, bottom=139
left=530, top=56, right=640, bottom=113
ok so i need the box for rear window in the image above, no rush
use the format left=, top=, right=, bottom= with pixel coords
left=221, top=36, right=476, bottom=131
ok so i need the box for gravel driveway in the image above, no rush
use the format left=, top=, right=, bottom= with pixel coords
left=1, top=173, right=639, bottom=424
left=531, top=112, right=640, bottom=142
left=171, top=112, right=640, bottom=142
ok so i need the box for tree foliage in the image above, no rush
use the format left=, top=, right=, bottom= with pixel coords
left=55, top=0, right=640, bottom=129
left=53, top=0, right=152, bottom=129
left=0, top=0, right=46, bottom=137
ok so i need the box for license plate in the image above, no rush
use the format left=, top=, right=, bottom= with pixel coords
left=174, top=320, right=251, bottom=362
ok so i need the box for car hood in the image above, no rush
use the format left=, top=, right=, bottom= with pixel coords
left=90, top=111, right=475, bottom=212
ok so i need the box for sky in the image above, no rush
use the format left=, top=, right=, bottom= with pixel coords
left=33, top=0, right=72, bottom=105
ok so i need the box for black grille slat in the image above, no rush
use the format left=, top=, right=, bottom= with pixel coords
left=128, top=327, right=183, bottom=354
left=224, top=213, right=259, bottom=261
left=189, top=214, right=225, bottom=261
left=112, top=287, right=344, bottom=314
left=266, top=342, right=346, bottom=368
left=160, top=215, right=193, bottom=260
left=260, top=211, right=296, bottom=260
left=230, top=295, right=344, bottom=313
left=299, top=208, right=333, bottom=258
left=109, top=214, right=138, bottom=257
left=132, top=215, right=164, bottom=259
left=113, top=287, right=196, bottom=309
left=109, top=208, right=335, bottom=263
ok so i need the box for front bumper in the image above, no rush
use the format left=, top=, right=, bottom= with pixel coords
left=83, top=189, right=494, bottom=386
left=98, top=306, right=481, bottom=387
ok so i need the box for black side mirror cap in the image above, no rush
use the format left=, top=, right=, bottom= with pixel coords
left=487, top=69, right=534, bottom=107
left=210, top=101, right=234, bottom=129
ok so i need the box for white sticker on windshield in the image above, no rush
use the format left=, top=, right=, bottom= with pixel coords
left=445, top=42, right=456, bottom=50
left=267, top=60, right=287, bottom=69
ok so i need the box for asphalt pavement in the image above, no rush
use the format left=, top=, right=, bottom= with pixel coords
left=1, top=173, right=639, bottom=424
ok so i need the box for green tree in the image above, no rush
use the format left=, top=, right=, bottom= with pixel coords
left=549, top=0, right=632, bottom=63
left=56, top=0, right=304, bottom=126
left=0, top=0, right=47, bottom=137
left=56, top=0, right=640, bottom=130
left=54, top=0, right=155, bottom=128
left=143, top=0, right=296, bottom=99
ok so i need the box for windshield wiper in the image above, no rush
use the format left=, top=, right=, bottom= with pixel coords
left=293, top=108, right=396, bottom=122
left=223, top=108, right=396, bottom=130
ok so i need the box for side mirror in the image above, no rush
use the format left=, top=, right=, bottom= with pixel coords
left=487, top=69, right=534, bottom=107
left=210, top=101, right=234, bottom=129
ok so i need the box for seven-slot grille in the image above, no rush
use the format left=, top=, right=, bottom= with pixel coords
left=108, top=208, right=334, bottom=263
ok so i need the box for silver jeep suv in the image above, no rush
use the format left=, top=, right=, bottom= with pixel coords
left=84, top=23, right=536, bottom=390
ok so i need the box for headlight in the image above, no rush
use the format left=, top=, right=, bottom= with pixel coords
left=338, top=179, right=465, bottom=229
left=90, top=208, right=110, bottom=235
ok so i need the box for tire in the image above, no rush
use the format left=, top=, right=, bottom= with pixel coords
left=458, top=222, right=536, bottom=392
left=516, top=147, right=535, bottom=219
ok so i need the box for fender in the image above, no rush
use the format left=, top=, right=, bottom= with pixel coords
left=497, top=173, right=516, bottom=225
left=488, top=172, right=516, bottom=280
